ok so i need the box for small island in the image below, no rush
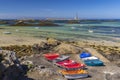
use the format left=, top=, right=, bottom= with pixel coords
left=11, top=20, right=59, bottom=26
left=0, top=20, right=8, bottom=24
left=67, top=20, right=80, bottom=24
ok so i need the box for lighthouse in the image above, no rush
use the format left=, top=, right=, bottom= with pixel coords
left=74, top=13, right=79, bottom=20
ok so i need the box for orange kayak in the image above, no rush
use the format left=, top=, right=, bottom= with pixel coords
left=60, top=69, right=88, bottom=75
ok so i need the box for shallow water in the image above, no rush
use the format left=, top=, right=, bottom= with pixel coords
left=0, top=21, right=120, bottom=42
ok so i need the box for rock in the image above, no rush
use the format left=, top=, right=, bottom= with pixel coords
left=112, top=73, right=120, bottom=80
left=0, top=54, right=3, bottom=63
left=0, top=50, right=26, bottom=80
left=22, top=60, right=34, bottom=69
left=32, top=42, right=50, bottom=54
left=104, top=73, right=120, bottom=80
left=3, top=65, right=23, bottom=80
left=106, top=53, right=120, bottom=61
left=54, top=43, right=81, bottom=54
left=1, top=45, right=33, bottom=57
left=46, top=38, right=61, bottom=46
left=38, top=69, right=54, bottom=76
left=0, top=63, right=5, bottom=80
left=27, top=68, right=59, bottom=80
left=105, top=73, right=112, bottom=80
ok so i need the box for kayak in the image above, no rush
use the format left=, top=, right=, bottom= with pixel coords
left=80, top=52, right=91, bottom=58
left=55, top=59, right=75, bottom=68
left=55, top=59, right=75, bottom=67
left=56, top=60, right=85, bottom=70
left=81, top=56, right=98, bottom=61
left=43, top=53, right=59, bottom=61
left=64, top=74, right=88, bottom=79
left=84, top=59, right=104, bottom=66
left=60, top=69, right=88, bottom=75
left=53, top=55, right=70, bottom=63
left=62, top=62, right=85, bottom=70
left=59, top=69, right=88, bottom=79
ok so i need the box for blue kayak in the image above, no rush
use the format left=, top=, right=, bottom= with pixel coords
left=80, top=52, right=91, bottom=58
left=84, top=59, right=104, bottom=66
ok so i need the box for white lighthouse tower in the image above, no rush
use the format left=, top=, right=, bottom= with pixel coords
left=74, top=13, right=79, bottom=20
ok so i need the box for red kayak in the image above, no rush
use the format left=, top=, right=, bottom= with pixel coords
left=63, top=62, right=85, bottom=70
left=56, top=59, right=75, bottom=66
left=43, top=53, right=59, bottom=61
left=56, top=59, right=85, bottom=70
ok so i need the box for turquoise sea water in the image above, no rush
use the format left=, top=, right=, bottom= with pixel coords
left=1, top=21, right=120, bottom=42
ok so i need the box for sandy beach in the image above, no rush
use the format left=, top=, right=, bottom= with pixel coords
left=0, top=35, right=45, bottom=47
left=1, top=35, right=120, bottom=47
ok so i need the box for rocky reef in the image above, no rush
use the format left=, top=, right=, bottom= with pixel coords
left=67, top=20, right=80, bottom=24
left=90, top=45, right=120, bottom=67
left=11, top=20, right=59, bottom=26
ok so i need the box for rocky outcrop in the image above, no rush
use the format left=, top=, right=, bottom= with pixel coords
left=54, top=43, right=81, bottom=54
left=106, top=53, right=120, bottom=61
left=46, top=38, right=61, bottom=46
left=39, top=20, right=59, bottom=26
left=32, top=42, right=51, bottom=54
left=1, top=45, right=33, bottom=58
left=67, top=20, right=80, bottom=24
left=0, top=63, right=5, bottom=80
left=11, top=20, right=59, bottom=26
left=0, top=50, right=31, bottom=80
left=12, top=21, right=34, bottom=26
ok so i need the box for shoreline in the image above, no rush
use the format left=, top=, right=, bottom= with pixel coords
left=1, top=35, right=120, bottom=62
left=0, top=35, right=120, bottom=47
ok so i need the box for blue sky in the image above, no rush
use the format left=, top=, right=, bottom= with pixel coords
left=0, top=0, right=120, bottom=19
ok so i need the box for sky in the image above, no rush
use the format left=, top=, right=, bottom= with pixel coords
left=0, top=0, right=120, bottom=19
